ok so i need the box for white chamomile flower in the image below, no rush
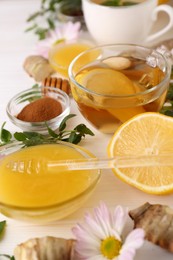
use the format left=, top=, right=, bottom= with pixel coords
left=72, top=202, right=145, bottom=260
left=35, top=21, right=81, bottom=59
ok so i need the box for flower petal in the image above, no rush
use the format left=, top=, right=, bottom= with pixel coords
left=75, top=241, right=99, bottom=252
left=122, top=228, right=145, bottom=249
left=94, top=202, right=113, bottom=237
left=117, top=248, right=135, bottom=260
left=54, top=21, right=81, bottom=41
left=35, top=22, right=81, bottom=58
left=88, top=255, right=107, bottom=260
left=72, top=224, right=100, bottom=246
left=63, top=21, right=81, bottom=40
left=84, top=212, right=106, bottom=240
left=35, top=38, right=54, bottom=58
left=112, top=205, right=128, bottom=234
left=118, top=229, right=145, bottom=260
left=75, top=243, right=100, bottom=258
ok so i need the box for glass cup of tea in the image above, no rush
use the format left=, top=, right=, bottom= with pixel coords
left=68, top=44, right=171, bottom=134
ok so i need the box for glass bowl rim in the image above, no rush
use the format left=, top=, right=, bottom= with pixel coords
left=6, top=86, right=71, bottom=126
left=68, top=43, right=171, bottom=99
left=0, top=140, right=101, bottom=212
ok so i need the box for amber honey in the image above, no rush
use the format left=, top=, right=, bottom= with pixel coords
left=71, top=56, right=169, bottom=133
left=49, top=42, right=92, bottom=78
left=0, top=144, right=98, bottom=208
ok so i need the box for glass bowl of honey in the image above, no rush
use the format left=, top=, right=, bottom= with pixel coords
left=69, top=44, right=171, bottom=134
left=6, top=86, right=70, bottom=134
left=0, top=141, right=100, bottom=223
left=48, top=40, right=93, bottom=78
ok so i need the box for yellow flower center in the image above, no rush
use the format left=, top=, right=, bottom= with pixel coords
left=53, top=38, right=65, bottom=46
left=100, top=236, right=122, bottom=259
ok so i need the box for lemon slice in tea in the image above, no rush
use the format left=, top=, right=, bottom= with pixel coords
left=78, top=67, right=145, bottom=122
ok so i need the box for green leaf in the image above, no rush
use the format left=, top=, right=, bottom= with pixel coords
left=171, top=66, right=173, bottom=80
left=47, top=18, right=55, bottom=30
left=68, top=132, right=82, bottom=144
left=164, top=110, right=173, bottom=117
left=35, top=27, right=49, bottom=40
left=25, top=24, right=37, bottom=32
left=101, top=0, right=137, bottom=5
left=25, top=0, right=82, bottom=39
left=14, top=132, right=27, bottom=141
left=160, top=81, right=173, bottom=116
left=13, top=132, right=45, bottom=147
left=0, top=123, right=12, bottom=143
left=122, top=1, right=138, bottom=5
left=166, top=83, right=173, bottom=101
left=0, top=114, right=94, bottom=147
left=74, top=124, right=94, bottom=136
left=49, top=0, right=62, bottom=11
left=0, top=220, right=6, bottom=236
left=42, top=0, right=47, bottom=4
left=0, top=255, right=15, bottom=260
left=59, top=114, right=76, bottom=132
left=27, top=12, right=41, bottom=22
left=23, top=137, right=44, bottom=147
left=46, top=124, right=58, bottom=138
left=101, top=0, right=121, bottom=6
left=23, top=132, right=44, bottom=139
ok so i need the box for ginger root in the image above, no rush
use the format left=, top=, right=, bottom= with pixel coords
left=129, top=202, right=173, bottom=253
left=23, top=55, right=55, bottom=82
left=14, top=236, right=75, bottom=260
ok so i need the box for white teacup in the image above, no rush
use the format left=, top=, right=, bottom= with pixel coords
left=82, top=0, right=173, bottom=45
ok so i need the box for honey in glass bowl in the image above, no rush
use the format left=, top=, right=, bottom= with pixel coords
left=0, top=141, right=100, bottom=223
left=69, top=44, right=171, bottom=134
left=49, top=40, right=93, bottom=78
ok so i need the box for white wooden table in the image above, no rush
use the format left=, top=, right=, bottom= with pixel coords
left=0, top=0, right=173, bottom=258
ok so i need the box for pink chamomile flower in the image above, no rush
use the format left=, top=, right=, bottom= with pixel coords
left=72, top=202, right=145, bottom=260
left=35, top=21, right=81, bottom=59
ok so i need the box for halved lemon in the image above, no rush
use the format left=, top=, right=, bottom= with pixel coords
left=107, top=112, right=173, bottom=195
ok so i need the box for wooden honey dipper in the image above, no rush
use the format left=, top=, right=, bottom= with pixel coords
left=42, top=77, right=71, bottom=95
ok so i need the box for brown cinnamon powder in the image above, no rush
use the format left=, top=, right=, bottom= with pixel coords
left=17, top=97, right=62, bottom=122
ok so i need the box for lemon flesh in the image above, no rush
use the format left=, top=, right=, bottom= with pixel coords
left=108, top=112, right=173, bottom=195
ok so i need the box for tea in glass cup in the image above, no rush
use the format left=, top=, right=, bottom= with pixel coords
left=69, top=44, right=171, bottom=134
